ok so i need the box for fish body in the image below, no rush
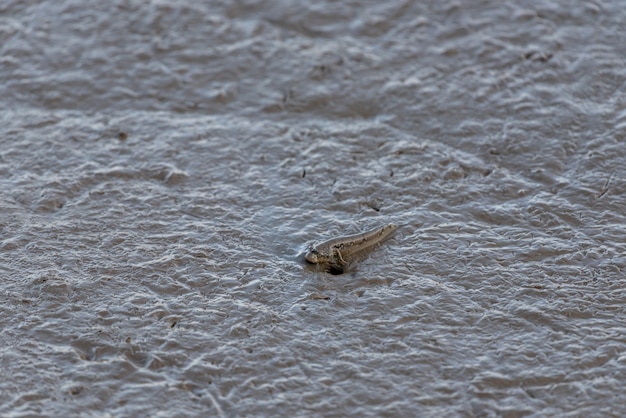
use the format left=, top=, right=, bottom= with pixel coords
left=305, top=223, right=398, bottom=270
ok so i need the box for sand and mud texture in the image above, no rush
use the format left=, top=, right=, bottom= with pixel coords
left=2, top=0, right=626, bottom=416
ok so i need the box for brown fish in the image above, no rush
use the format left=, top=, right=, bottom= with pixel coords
left=305, top=223, right=399, bottom=273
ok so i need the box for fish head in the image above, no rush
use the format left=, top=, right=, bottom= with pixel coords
left=306, top=244, right=335, bottom=264
left=305, top=246, right=322, bottom=263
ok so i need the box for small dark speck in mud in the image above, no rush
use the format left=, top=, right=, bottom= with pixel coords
left=118, top=131, right=128, bottom=140
left=69, top=386, right=84, bottom=395
left=171, top=321, right=177, bottom=328
left=363, top=200, right=380, bottom=212
left=537, top=52, right=553, bottom=62
left=522, top=51, right=553, bottom=62
left=302, top=169, right=306, bottom=178
left=597, top=174, right=612, bottom=199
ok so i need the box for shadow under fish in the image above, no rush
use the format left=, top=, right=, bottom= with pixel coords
left=305, top=223, right=399, bottom=275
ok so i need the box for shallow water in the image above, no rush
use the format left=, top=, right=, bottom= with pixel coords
left=2, top=1, right=626, bottom=416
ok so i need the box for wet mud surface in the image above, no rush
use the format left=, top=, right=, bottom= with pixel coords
left=1, top=1, right=626, bottom=416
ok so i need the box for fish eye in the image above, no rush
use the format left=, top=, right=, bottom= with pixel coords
left=311, top=249, right=318, bottom=254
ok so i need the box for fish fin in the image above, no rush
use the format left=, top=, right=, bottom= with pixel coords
left=334, top=248, right=347, bottom=265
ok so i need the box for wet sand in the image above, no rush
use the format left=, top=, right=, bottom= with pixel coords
left=1, top=1, right=626, bottom=416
